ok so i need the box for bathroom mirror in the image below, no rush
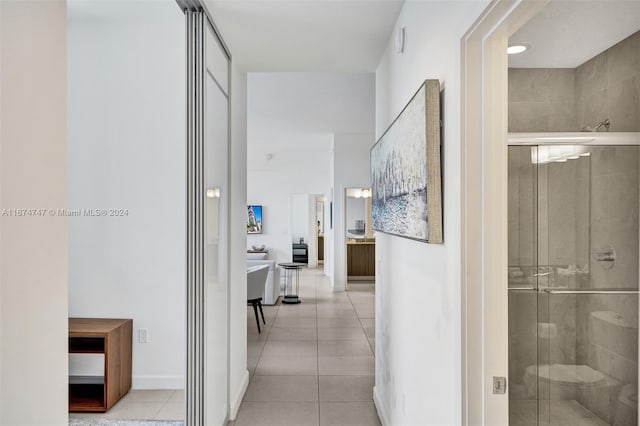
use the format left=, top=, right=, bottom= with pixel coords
left=345, top=188, right=373, bottom=240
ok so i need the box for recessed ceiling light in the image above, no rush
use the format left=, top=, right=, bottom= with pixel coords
left=507, top=45, right=528, bottom=55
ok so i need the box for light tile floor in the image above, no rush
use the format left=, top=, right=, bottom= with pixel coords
left=231, top=268, right=379, bottom=426
left=69, top=268, right=376, bottom=426
left=69, top=390, right=185, bottom=421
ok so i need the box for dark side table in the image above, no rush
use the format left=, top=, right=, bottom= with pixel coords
left=277, top=262, right=305, bottom=304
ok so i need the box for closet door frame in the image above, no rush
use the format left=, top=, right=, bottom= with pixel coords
left=180, top=1, right=232, bottom=424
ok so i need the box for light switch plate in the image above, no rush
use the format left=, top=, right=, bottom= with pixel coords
left=493, top=376, right=507, bottom=394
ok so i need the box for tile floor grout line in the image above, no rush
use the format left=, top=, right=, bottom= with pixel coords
left=346, top=287, right=375, bottom=356
left=152, top=391, right=175, bottom=419
left=250, top=302, right=280, bottom=380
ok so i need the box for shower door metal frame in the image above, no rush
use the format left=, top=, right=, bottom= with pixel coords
left=181, top=1, right=232, bottom=425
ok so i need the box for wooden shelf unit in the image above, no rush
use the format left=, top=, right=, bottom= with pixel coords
left=69, top=318, right=132, bottom=412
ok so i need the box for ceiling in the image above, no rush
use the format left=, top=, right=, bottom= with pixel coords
left=248, top=72, right=375, bottom=137
left=205, top=0, right=404, bottom=71
left=509, top=0, right=640, bottom=68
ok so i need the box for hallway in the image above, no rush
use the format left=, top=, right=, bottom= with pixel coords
left=232, top=268, right=379, bottom=426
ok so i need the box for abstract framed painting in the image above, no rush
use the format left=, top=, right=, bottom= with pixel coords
left=370, top=79, right=443, bottom=243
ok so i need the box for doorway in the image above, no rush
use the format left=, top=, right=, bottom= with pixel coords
left=344, top=188, right=375, bottom=292
left=316, top=196, right=326, bottom=267
left=462, top=1, right=640, bottom=424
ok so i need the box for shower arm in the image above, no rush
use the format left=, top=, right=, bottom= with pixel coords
left=581, top=118, right=611, bottom=132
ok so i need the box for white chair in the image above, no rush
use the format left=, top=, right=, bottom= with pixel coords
left=246, top=259, right=281, bottom=305
left=247, top=264, right=270, bottom=333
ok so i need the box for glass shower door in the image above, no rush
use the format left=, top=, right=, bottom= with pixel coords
left=536, top=145, right=592, bottom=425
left=508, top=145, right=542, bottom=425
left=541, top=145, right=639, bottom=426
left=510, top=144, right=639, bottom=426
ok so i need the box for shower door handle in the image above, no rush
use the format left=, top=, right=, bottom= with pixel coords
left=541, top=288, right=640, bottom=295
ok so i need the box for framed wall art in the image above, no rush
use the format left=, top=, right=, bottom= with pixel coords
left=247, top=205, right=263, bottom=234
left=371, top=79, right=443, bottom=243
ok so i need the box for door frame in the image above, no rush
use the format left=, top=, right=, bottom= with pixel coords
left=460, top=1, right=548, bottom=424
left=179, top=0, right=232, bottom=425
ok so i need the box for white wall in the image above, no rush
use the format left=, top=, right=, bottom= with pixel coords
left=229, top=64, right=249, bottom=420
left=67, top=3, right=186, bottom=389
left=0, top=1, right=69, bottom=424
left=331, top=133, right=374, bottom=290
left=291, top=194, right=310, bottom=244
left=247, top=134, right=332, bottom=264
left=373, top=1, right=490, bottom=425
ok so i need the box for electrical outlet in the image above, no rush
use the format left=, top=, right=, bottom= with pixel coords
left=139, top=328, right=149, bottom=343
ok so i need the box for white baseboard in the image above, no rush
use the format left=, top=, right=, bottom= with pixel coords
left=373, top=386, right=390, bottom=426
left=132, top=375, right=184, bottom=390
left=230, top=370, right=249, bottom=420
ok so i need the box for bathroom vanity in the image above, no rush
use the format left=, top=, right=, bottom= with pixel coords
left=347, top=240, right=375, bottom=279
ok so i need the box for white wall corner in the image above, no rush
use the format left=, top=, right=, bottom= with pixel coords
left=230, top=369, right=249, bottom=420
left=373, top=386, right=390, bottom=426
left=230, top=64, right=249, bottom=421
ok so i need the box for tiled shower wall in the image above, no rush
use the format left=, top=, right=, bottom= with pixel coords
left=509, top=68, right=577, bottom=132
left=576, top=31, right=640, bottom=132
left=576, top=146, right=639, bottom=425
left=509, top=30, right=640, bottom=132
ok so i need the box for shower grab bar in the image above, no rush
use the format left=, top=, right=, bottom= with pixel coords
left=542, top=288, right=639, bottom=295
left=508, top=287, right=639, bottom=294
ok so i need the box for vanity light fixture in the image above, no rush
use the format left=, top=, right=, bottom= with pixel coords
left=347, top=188, right=372, bottom=198
left=507, top=44, right=528, bottom=55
